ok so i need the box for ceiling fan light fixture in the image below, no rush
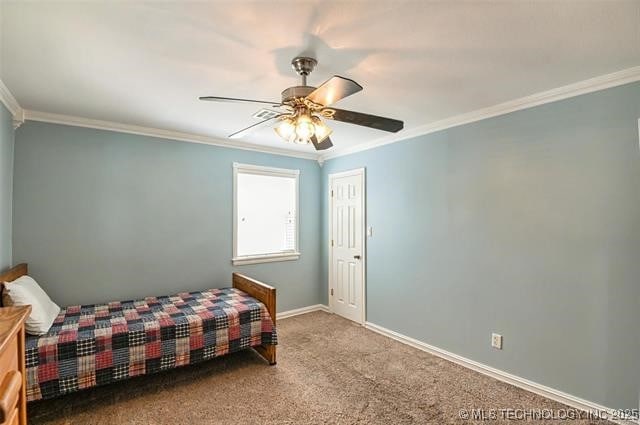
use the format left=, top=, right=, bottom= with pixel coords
left=202, top=56, right=404, bottom=151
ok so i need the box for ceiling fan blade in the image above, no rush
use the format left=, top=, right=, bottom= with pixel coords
left=229, top=116, right=280, bottom=139
left=306, top=76, right=363, bottom=106
left=199, top=96, right=281, bottom=106
left=311, top=136, right=333, bottom=151
left=327, top=108, right=404, bottom=133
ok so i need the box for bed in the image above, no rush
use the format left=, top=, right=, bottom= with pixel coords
left=0, top=264, right=277, bottom=402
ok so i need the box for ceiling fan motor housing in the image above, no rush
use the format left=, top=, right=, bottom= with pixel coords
left=291, top=56, right=317, bottom=87
left=281, top=86, right=315, bottom=104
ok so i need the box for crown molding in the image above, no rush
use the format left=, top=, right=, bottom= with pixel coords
left=12, top=109, right=25, bottom=130
left=1, top=74, right=319, bottom=160
left=0, top=78, right=24, bottom=129
left=320, top=65, right=640, bottom=162
left=23, top=110, right=321, bottom=161
left=6, top=66, right=640, bottom=163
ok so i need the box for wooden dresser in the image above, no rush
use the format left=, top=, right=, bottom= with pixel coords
left=0, top=306, right=30, bottom=425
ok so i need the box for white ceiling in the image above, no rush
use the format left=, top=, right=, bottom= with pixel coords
left=1, top=1, right=639, bottom=156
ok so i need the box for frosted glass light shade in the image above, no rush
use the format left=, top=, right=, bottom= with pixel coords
left=295, top=114, right=315, bottom=142
left=312, top=117, right=332, bottom=143
left=275, top=118, right=295, bottom=140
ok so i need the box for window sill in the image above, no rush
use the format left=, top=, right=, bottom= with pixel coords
left=232, top=252, right=301, bottom=266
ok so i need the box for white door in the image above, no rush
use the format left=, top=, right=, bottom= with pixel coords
left=329, top=169, right=365, bottom=324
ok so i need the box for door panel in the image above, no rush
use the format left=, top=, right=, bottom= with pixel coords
left=348, top=206, right=356, bottom=248
left=330, top=170, right=364, bottom=323
left=348, top=262, right=356, bottom=306
left=336, top=259, right=344, bottom=302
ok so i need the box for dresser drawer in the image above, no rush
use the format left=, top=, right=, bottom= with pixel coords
left=0, top=337, right=18, bottom=379
left=0, top=371, right=21, bottom=425
left=0, top=305, right=31, bottom=425
left=0, top=336, right=19, bottom=425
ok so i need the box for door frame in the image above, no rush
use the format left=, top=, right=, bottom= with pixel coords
left=328, top=168, right=366, bottom=325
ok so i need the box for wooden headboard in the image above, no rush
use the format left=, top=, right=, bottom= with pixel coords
left=0, top=263, right=29, bottom=285
left=0, top=264, right=29, bottom=306
left=0, top=263, right=28, bottom=284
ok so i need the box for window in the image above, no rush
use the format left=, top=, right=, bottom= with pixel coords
left=233, top=163, right=300, bottom=265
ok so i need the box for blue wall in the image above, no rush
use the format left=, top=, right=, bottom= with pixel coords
left=12, top=122, right=322, bottom=312
left=9, top=82, right=640, bottom=410
left=0, top=104, right=14, bottom=271
left=322, top=82, right=640, bottom=410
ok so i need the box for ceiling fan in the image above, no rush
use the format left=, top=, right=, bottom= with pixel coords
left=199, top=57, right=404, bottom=151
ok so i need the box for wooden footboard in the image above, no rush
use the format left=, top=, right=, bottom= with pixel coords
left=232, top=273, right=277, bottom=365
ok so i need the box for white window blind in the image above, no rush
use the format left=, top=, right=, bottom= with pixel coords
left=233, top=163, right=300, bottom=265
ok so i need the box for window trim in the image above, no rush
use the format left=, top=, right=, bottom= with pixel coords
left=232, top=162, right=300, bottom=266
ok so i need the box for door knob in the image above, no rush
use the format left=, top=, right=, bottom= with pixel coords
left=353, top=255, right=361, bottom=260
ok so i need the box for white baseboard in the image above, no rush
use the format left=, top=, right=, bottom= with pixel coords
left=364, top=321, right=637, bottom=425
left=278, top=304, right=329, bottom=320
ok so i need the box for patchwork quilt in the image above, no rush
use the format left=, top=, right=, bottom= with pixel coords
left=25, top=287, right=277, bottom=401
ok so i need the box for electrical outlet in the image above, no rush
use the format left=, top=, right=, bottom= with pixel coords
left=367, top=226, right=373, bottom=237
left=491, top=333, right=503, bottom=350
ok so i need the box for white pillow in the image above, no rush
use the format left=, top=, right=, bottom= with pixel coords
left=2, top=275, right=60, bottom=336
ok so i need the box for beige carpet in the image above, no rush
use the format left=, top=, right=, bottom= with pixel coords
left=29, top=311, right=611, bottom=424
